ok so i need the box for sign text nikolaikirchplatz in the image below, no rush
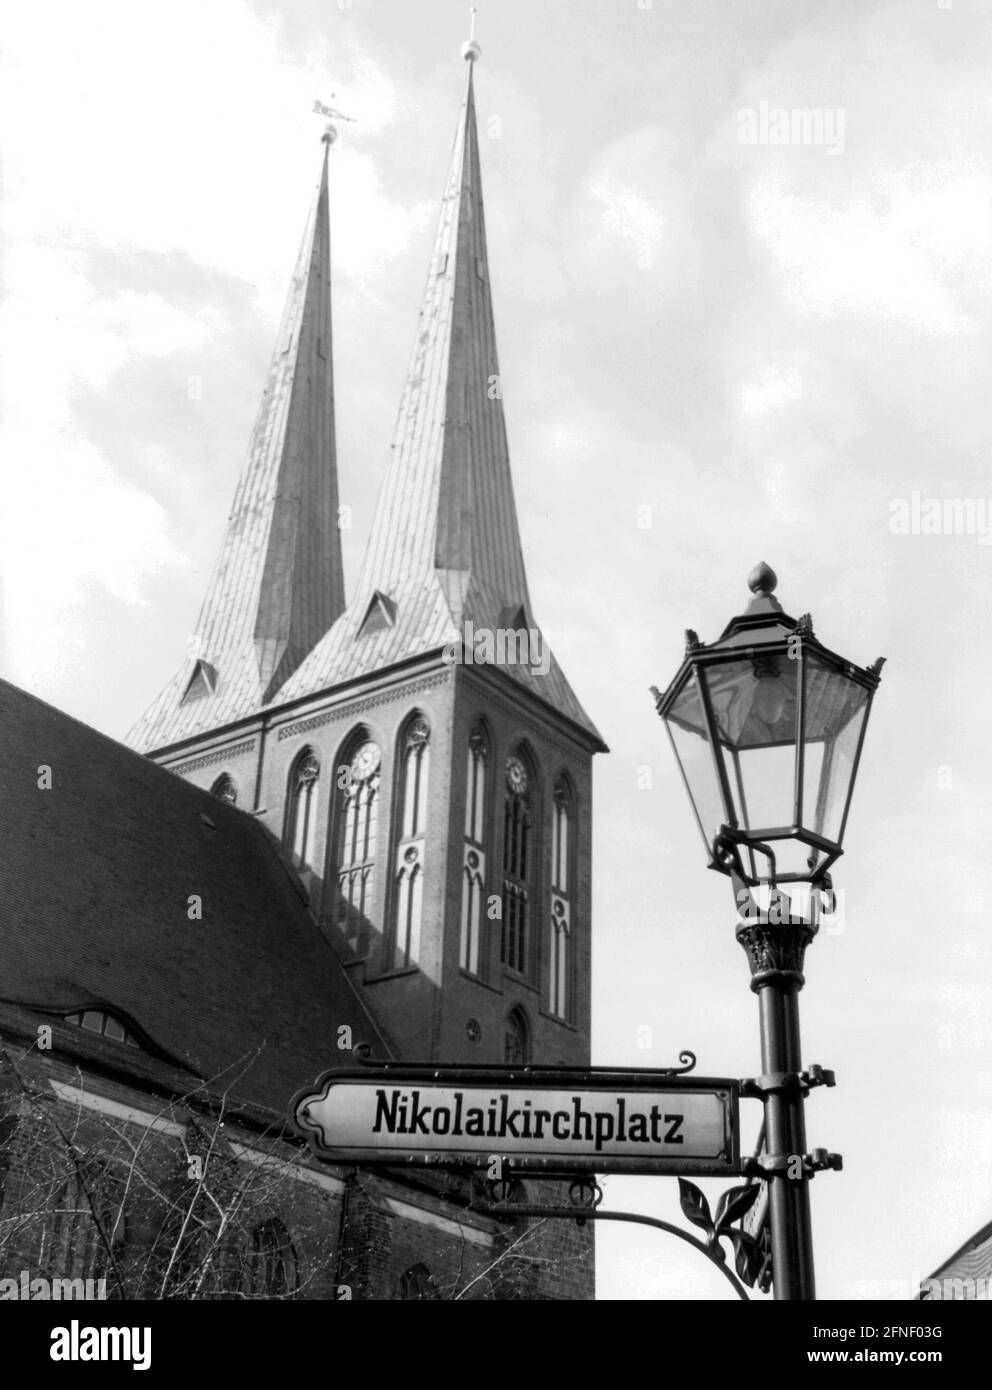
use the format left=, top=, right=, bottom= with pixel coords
left=293, top=1065, right=741, bottom=1177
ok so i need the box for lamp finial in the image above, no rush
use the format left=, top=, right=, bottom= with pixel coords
left=747, top=561, right=778, bottom=597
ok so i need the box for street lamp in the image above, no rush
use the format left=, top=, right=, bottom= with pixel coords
left=652, top=562, right=884, bottom=1300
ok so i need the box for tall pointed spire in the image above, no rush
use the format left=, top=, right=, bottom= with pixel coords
left=278, top=43, right=603, bottom=746
left=128, top=136, right=346, bottom=752
left=355, top=42, right=530, bottom=626
left=245, top=134, right=345, bottom=700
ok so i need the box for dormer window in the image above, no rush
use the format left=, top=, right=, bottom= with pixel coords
left=180, top=659, right=217, bottom=705
left=357, top=590, right=397, bottom=639
left=64, top=1010, right=140, bottom=1047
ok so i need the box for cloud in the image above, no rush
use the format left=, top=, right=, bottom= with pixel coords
left=0, top=241, right=192, bottom=684
left=328, top=151, right=433, bottom=282
left=746, top=176, right=982, bottom=334
left=707, top=0, right=992, bottom=464
left=0, top=1, right=423, bottom=297
left=0, top=431, right=185, bottom=677
left=740, top=360, right=804, bottom=418
left=562, top=127, right=698, bottom=295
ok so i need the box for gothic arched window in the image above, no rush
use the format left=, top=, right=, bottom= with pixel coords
left=501, top=749, right=533, bottom=977
left=241, top=1218, right=298, bottom=1299
left=211, top=774, right=237, bottom=806
left=395, top=1263, right=439, bottom=1300
left=460, top=722, right=488, bottom=976
left=388, top=715, right=430, bottom=971
left=504, top=1007, right=530, bottom=1065
left=284, top=747, right=321, bottom=870
left=549, top=778, right=573, bottom=1020
left=331, top=731, right=381, bottom=950
left=39, top=1160, right=125, bottom=1292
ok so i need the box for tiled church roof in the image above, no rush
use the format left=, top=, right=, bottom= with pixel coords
left=0, top=679, right=387, bottom=1115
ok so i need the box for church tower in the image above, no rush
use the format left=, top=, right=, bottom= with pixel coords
left=128, top=45, right=606, bottom=1068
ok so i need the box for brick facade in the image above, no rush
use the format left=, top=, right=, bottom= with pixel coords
left=154, top=651, right=595, bottom=1074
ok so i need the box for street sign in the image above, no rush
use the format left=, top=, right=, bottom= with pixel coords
left=293, top=1065, right=741, bottom=1176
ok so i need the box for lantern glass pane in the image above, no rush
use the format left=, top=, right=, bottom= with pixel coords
left=704, top=653, right=799, bottom=751
left=700, top=654, right=800, bottom=838
left=664, top=672, right=727, bottom=856
left=728, top=743, right=798, bottom=835
left=802, top=654, right=869, bottom=846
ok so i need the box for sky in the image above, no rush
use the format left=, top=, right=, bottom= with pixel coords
left=2, top=0, right=992, bottom=1300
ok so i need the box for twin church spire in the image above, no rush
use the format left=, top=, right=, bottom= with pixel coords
left=128, top=45, right=600, bottom=755
left=355, top=55, right=530, bottom=623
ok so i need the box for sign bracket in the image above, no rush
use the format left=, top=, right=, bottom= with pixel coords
left=350, top=1041, right=700, bottom=1078
left=469, top=1176, right=756, bottom=1302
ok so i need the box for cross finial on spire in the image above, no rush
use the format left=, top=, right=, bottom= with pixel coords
left=313, top=96, right=355, bottom=146
left=461, top=7, right=481, bottom=62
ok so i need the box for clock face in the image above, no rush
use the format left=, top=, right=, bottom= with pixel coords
left=351, top=740, right=381, bottom=781
left=505, top=755, right=528, bottom=796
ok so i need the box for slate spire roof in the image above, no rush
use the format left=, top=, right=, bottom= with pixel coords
left=127, top=138, right=345, bottom=752
left=277, top=59, right=604, bottom=747
left=359, top=58, right=531, bottom=623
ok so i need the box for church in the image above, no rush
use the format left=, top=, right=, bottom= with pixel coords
left=0, top=39, right=604, bottom=1300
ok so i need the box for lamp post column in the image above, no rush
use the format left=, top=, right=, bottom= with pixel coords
left=737, top=913, right=817, bottom=1301
left=653, top=563, right=884, bottom=1299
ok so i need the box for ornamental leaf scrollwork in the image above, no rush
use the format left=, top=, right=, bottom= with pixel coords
left=678, top=1177, right=760, bottom=1272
